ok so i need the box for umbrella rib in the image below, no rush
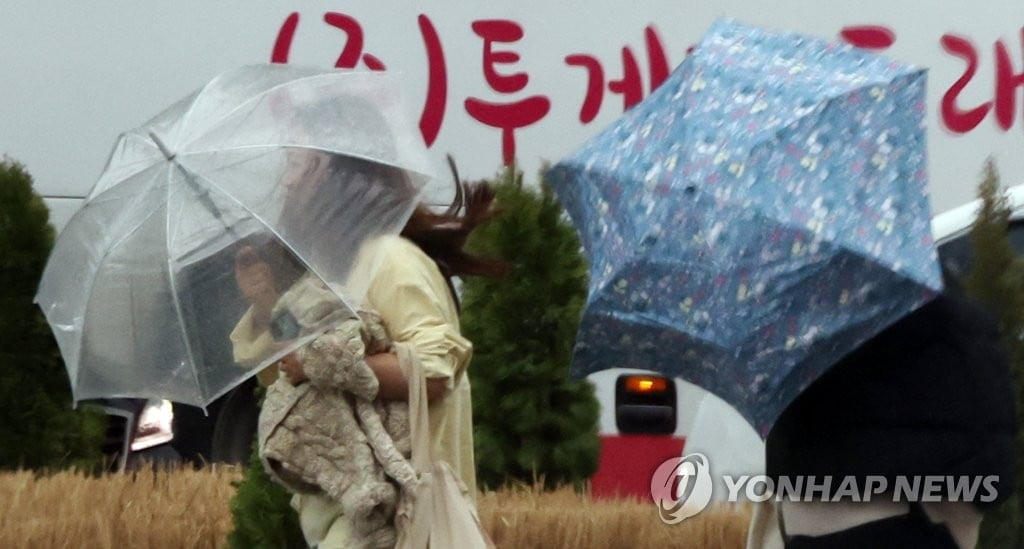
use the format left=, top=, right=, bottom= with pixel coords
left=179, top=144, right=434, bottom=180
left=69, top=172, right=168, bottom=401
left=90, top=170, right=174, bottom=261
left=175, top=72, right=230, bottom=151
left=177, top=155, right=360, bottom=319
left=174, top=156, right=342, bottom=299
left=174, top=157, right=307, bottom=271
left=166, top=160, right=366, bottom=400
left=178, top=71, right=357, bottom=153
left=88, top=132, right=161, bottom=200
left=743, top=69, right=923, bottom=173
left=163, top=164, right=207, bottom=409
left=82, top=180, right=153, bottom=206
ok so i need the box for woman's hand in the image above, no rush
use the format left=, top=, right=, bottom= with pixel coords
left=365, top=353, right=447, bottom=402
left=278, top=352, right=308, bottom=385
left=235, top=246, right=279, bottom=329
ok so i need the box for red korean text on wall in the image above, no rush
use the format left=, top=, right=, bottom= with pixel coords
left=271, top=13, right=1024, bottom=165
left=269, top=12, right=673, bottom=164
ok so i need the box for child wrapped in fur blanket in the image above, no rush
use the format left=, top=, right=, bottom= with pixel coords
left=252, top=274, right=416, bottom=549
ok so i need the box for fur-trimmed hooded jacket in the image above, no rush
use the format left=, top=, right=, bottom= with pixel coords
left=251, top=275, right=416, bottom=548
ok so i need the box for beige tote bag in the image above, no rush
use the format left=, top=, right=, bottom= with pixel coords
left=393, top=343, right=494, bottom=549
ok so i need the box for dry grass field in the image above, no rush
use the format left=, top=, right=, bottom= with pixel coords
left=479, top=484, right=752, bottom=549
left=0, top=467, right=750, bottom=548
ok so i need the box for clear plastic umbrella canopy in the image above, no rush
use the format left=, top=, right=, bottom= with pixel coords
left=35, top=65, right=434, bottom=408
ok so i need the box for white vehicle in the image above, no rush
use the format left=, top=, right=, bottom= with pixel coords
left=931, top=183, right=1024, bottom=276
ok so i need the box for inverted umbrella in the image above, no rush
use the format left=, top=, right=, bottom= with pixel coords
left=35, top=65, right=432, bottom=408
left=548, top=19, right=942, bottom=436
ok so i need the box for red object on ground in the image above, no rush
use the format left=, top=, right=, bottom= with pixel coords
left=590, top=434, right=686, bottom=500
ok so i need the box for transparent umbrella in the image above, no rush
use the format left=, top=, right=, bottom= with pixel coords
left=35, top=65, right=433, bottom=408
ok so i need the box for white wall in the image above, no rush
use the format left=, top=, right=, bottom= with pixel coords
left=4, top=2, right=1024, bottom=232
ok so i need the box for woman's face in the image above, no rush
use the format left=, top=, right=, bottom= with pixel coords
left=281, top=149, right=330, bottom=207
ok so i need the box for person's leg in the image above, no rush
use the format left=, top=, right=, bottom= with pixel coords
left=780, top=500, right=908, bottom=537
left=780, top=501, right=961, bottom=549
left=746, top=501, right=785, bottom=549
left=316, top=515, right=361, bottom=549
left=921, top=502, right=983, bottom=549
left=292, top=493, right=347, bottom=547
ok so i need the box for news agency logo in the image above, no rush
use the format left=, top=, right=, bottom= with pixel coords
left=649, top=453, right=714, bottom=524
left=650, top=453, right=1001, bottom=525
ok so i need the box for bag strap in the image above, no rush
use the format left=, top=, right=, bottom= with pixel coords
left=395, top=342, right=435, bottom=471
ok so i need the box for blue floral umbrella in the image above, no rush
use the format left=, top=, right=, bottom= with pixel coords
left=548, top=19, right=942, bottom=436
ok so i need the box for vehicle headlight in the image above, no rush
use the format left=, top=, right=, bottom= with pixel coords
left=130, top=399, right=174, bottom=451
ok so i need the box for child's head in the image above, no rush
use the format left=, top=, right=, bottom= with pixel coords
left=235, top=234, right=307, bottom=295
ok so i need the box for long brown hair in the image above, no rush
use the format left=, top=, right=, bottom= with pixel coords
left=400, top=159, right=508, bottom=280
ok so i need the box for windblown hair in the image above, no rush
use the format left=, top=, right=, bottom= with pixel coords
left=276, top=152, right=418, bottom=276
left=400, top=181, right=509, bottom=280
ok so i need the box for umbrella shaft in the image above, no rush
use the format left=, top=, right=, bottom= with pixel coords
left=149, top=131, right=237, bottom=239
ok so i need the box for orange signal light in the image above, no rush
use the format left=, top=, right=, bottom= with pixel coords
left=624, top=376, right=668, bottom=394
